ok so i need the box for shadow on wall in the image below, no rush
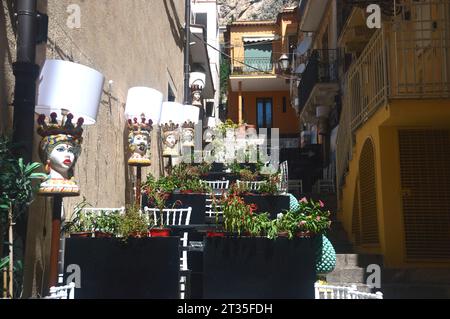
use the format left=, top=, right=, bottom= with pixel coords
left=0, top=0, right=16, bottom=134
left=163, top=0, right=184, bottom=52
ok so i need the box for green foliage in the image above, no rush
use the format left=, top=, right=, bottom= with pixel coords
left=274, top=197, right=332, bottom=238
left=118, top=205, right=148, bottom=238
left=142, top=163, right=212, bottom=208
left=219, top=54, right=231, bottom=99
left=92, top=211, right=121, bottom=235
left=0, top=136, right=47, bottom=221
left=62, top=199, right=94, bottom=234
left=216, top=194, right=332, bottom=240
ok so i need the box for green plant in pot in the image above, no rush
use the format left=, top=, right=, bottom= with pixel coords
left=118, top=205, right=148, bottom=238
left=92, top=211, right=121, bottom=238
left=63, top=200, right=94, bottom=238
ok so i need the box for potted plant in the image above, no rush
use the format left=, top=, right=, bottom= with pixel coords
left=92, top=211, right=121, bottom=238
left=118, top=206, right=148, bottom=238
left=63, top=200, right=95, bottom=238
left=272, top=198, right=332, bottom=239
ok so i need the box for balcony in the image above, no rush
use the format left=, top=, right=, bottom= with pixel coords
left=231, top=57, right=275, bottom=75
left=229, top=56, right=289, bottom=92
left=298, top=49, right=339, bottom=121
left=337, top=1, right=450, bottom=189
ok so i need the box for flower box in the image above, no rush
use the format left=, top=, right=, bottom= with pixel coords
left=63, top=238, right=180, bottom=298
left=142, top=193, right=207, bottom=225
left=203, top=237, right=316, bottom=299
left=242, top=194, right=290, bottom=219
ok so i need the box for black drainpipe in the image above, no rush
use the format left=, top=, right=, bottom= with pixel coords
left=11, top=0, right=40, bottom=297
left=183, top=0, right=191, bottom=104
left=12, top=0, right=40, bottom=163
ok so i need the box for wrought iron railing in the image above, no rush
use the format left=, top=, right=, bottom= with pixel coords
left=232, top=57, right=274, bottom=75
left=298, top=49, right=339, bottom=111
left=336, top=0, right=450, bottom=191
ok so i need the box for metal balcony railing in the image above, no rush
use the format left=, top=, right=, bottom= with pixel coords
left=232, top=57, right=275, bottom=75
left=298, top=49, right=339, bottom=111
left=336, top=0, right=450, bottom=190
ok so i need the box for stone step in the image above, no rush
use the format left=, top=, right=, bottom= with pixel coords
left=326, top=267, right=366, bottom=284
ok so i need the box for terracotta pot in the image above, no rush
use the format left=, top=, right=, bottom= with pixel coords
left=277, top=231, right=289, bottom=238
left=129, top=231, right=148, bottom=238
left=70, top=232, right=93, bottom=238
left=149, top=228, right=171, bottom=237
left=206, top=231, right=226, bottom=238
left=94, top=231, right=113, bottom=238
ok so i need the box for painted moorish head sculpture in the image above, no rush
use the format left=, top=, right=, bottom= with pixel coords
left=161, top=122, right=180, bottom=157
left=127, top=115, right=153, bottom=166
left=37, top=112, right=83, bottom=196
left=181, top=121, right=195, bottom=147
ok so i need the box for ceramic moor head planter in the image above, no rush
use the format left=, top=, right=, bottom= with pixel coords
left=162, top=122, right=181, bottom=157
left=181, top=121, right=195, bottom=147
left=127, top=115, right=153, bottom=166
left=37, top=112, right=83, bottom=196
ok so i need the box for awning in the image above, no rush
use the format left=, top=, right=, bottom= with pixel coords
left=243, top=35, right=276, bottom=43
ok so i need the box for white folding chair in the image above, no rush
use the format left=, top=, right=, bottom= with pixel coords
left=46, top=282, right=76, bottom=299
left=201, top=180, right=230, bottom=194
left=278, top=161, right=289, bottom=194
left=236, top=180, right=267, bottom=191
left=142, top=207, right=192, bottom=299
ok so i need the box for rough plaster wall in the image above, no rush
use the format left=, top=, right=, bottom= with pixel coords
left=1, top=0, right=185, bottom=297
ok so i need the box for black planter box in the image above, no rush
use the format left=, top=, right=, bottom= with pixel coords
left=203, top=237, right=316, bottom=299
left=142, top=193, right=207, bottom=225
left=63, top=238, right=180, bottom=299
left=243, top=195, right=290, bottom=219
left=201, top=172, right=238, bottom=183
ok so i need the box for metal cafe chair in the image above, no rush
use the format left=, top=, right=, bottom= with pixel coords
left=143, top=207, right=192, bottom=299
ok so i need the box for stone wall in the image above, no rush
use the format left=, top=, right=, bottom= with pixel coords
left=1, top=0, right=185, bottom=297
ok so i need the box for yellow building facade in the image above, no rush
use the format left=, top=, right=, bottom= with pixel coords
left=225, top=9, right=300, bottom=136
left=336, top=1, right=450, bottom=267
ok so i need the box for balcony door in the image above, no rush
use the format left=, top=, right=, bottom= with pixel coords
left=257, top=98, right=273, bottom=130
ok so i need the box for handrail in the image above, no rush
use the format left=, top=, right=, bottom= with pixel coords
left=315, top=283, right=383, bottom=299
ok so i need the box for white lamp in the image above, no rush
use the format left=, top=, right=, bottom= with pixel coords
left=35, top=59, right=105, bottom=125
left=189, top=72, right=206, bottom=89
left=183, top=104, right=200, bottom=124
left=125, top=87, right=163, bottom=124
left=161, top=102, right=185, bottom=125
left=207, top=117, right=217, bottom=128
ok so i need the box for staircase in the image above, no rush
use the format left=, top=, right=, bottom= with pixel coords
left=311, top=192, right=381, bottom=293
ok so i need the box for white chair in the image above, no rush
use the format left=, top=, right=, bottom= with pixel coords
left=236, top=180, right=267, bottom=191
left=46, top=282, right=76, bottom=299
left=201, top=180, right=230, bottom=194
left=142, top=207, right=192, bottom=299
left=278, top=161, right=289, bottom=194
left=202, top=180, right=229, bottom=219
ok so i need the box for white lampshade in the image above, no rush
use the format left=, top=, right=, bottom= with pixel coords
left=207, top=117, right=217, bottom=128
left=125, top=87, right=163, bottom=123
left=183, top=105, right=200, bottom=124
left=189, top=72, right=206, bottom=89
left=160, top=102, right=185, bottom=125
left=35, top=59, right=105, bottom=125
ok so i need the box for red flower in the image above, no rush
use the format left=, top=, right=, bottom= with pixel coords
left=319, top=200, right=325, bottom=208
left=300, top=197, right=308, bottom=204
